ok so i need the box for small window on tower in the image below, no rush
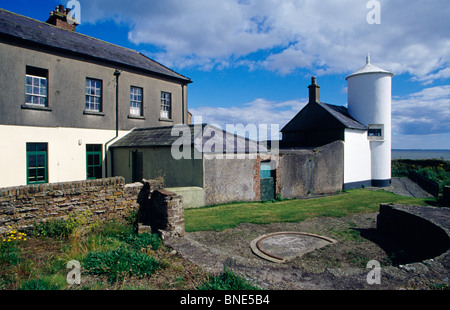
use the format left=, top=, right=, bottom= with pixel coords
left=368, top=124, right=384, bottom=141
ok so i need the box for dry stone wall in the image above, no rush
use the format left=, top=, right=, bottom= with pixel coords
left=0, top=177, right=184, bottom=236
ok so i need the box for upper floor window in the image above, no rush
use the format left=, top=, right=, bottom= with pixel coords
left=130, top=86, right=143, bottom=116
left=25, top=66, right=48, bottom=107
left=85, top=78, right=102, bottom=112
left=160, top=92, right=172, bottom=119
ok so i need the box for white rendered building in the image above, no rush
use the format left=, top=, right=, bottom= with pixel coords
left=281, top=56, right=394, bottom=189
left=0, top=7, right=191, bottom=188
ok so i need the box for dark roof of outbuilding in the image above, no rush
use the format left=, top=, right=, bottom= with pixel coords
left=110, top=124, right=269, bottom=154
left=0, top=9, right=191, bottom=83
left=317, top=102, right=368, bottom=130
left=281, top=101, right=367, bottom=132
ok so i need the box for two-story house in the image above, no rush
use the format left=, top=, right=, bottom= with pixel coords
left=0, top=6, right=192, bottom=188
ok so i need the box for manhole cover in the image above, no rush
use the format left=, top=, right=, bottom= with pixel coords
left=250, top=232, right=337, bottom=263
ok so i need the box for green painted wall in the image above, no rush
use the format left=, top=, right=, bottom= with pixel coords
left=112, top=146, right=203, bottom=188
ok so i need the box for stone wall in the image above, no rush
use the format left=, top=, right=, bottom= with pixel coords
left=279, top=140, right=344, bottom=198
left=203, top=154, right=259, bottom=206
left=377, top=204, right=450, bottom=263
left=137, top=186, right=185, bottom=237
left=0, top=177, right=187, bottom=236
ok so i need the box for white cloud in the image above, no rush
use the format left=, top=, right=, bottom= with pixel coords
left=190, top=98, right=306, bottom=139
left=80, top=0, right=450, bottom=82
left=392, top=85, right=450, bottom=136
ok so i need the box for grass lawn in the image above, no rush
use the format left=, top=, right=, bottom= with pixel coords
left=185, top=189, right=434, bottom=232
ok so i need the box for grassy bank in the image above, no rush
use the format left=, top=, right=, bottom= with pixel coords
left=185, top=189, right=433, bottom=232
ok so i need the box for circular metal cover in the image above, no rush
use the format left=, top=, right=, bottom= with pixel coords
left=250, top=232, right=337, bottom=263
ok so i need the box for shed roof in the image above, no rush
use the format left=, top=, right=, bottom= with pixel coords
left=110, top=124, right=269, bottom=154
left=0, top=9, right=191, bottom=83
left=281, top=101, right=367, bottom=132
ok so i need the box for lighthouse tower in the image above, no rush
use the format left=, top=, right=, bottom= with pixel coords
left=346, top=55, right=394, bottom=187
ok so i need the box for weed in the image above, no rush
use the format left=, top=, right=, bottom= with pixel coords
left=82, top=246, right=159, bottom=283
left=1, top=227, right=27, bottom=265
left=120, top=232, right=161, bottom=251
left=19, top=274, right=66, bottom=290
left=197, top=266, right=260, bottom=290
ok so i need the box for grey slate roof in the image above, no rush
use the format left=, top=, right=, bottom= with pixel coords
left=317, top=102, right=368, bottom=130
left=110, top=124, right=269, bottom=154
left=0, top=9, right=191, bottom=83
left=281, top=101, right=367, bottom=132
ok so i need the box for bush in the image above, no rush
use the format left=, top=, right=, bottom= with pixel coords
left=392, top=159, right=450, bottom=191
left=82, top=246, right=159, bottom=283
left=29, top=210, right=100, bottom=239
left=29, top=219, right=74, bottom=239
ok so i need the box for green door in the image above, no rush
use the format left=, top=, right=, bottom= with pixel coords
left=260, top=162, right=275, bottom=201
left=26, top=143, right=48, bottom=184
left=86, top=144, right=103, bottom=179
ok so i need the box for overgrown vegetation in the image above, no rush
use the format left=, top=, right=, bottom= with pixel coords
left=392, top=159, right=450, bottom=191
left=0, top=211, right=209, bottom=290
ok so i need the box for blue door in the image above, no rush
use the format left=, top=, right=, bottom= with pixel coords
left=260, top=162, right=275, bottom=201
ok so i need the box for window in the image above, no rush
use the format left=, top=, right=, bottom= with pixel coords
left=130, top=86, right=143, bottom=116
left=368, top=128, right=382, bottom=137
left=86, top=144, right=103, bottom=179
left=26, top=143, right=48, bottom=184
left=368, top=124, right=384, bottom=141
left=25, top=66, right=48, bottom=107
left=160, top=92, right=172, bottom=119
left=85, top=78, right=102, bottom=112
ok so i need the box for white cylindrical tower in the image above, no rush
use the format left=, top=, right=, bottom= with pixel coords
left=346, top=55, right=394, bottom=187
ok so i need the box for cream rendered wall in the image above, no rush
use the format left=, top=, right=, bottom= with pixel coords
left=0, top=125, right=130, bottom=188
left=343, top=129, right=371, bottom=186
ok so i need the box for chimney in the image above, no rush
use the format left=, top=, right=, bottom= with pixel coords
left=46, top=4, right=78, bottom=32
left=308, top=76, right=320, bottom=104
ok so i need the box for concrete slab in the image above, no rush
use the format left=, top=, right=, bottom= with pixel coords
left=250, top=232, right=337, bottom=263
left=165, top=187, right=205, bottom=209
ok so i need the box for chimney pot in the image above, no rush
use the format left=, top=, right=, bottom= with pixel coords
left=46, top=4, right=77, bottom=31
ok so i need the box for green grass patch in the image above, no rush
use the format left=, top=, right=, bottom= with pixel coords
left=185, top=189, right=432, bottom=232
left=82, top=246, right=160, bottom=283
left=196, top=268, right=260, bottom=290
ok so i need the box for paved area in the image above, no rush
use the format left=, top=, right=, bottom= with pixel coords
left=386, top=177, right=433, bottom=198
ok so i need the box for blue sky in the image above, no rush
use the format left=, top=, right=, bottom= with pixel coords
left=2, top=0, right=449, bottom=149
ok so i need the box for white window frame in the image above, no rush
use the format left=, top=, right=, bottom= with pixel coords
left=85, top=78, right=102, bottom=112
left=25, top=72, right=48, bottom=107
left=160, top=91, right=172, bottom=119
left=130, top=86, right=143, bottom=116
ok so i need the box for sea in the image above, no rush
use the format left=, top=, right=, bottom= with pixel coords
left=392, top=149, right=450, bottom=160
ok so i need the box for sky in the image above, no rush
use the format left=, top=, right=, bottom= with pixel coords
left=2, top=0, right=449, bottom=149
